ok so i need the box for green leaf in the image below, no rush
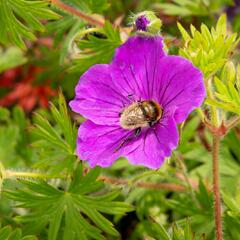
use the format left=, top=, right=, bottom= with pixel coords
left=214, top=77, right=229, bottom=96
left=48, top=200, right=65, bottom=240
left=0, top=0, right=59, bottom=49
left=236, top=64, right=240, bottom=88
left=184, top=220, right=192, bottom=240
left=177, top=22, right=191, bottom=42
left=179, top=116, right=200, bottom=153
left=154, top=3, right=192, bottom=16
left=4, top=164, right=132, bottom=240
left=153, top=0, right=225, bottom=16
left=216, top=14, right=227, bottom=36
left=143, top=221, right=171, bottom=240
left=8, top=228, right=22, bottom=240
left=206, top=98, right=240, bottom=115
left=46, top=0, right=109, bottom=64
left=31, top=93, right=77, bottom=174
left=221, top=61, right=236, bottom=84
left=69, top=21, right=121, bottom=73
left=0, top=226, right=37, bottom=240
left=0, top=108, right=10, bottom=122
left=143, top=219, right=205, bottom=240
left=0, top=226, right=12, bottom=240
left=172, top=223, right=185, bottom=240
left=0, top=47, right=27, bottom=73
left=205, top=65, right=240, bottom=116
left=222, top=191, right=240, bottom=215
left=178, top=14, right=239, bottom=78
left=59, top=21, right=84, bottom=65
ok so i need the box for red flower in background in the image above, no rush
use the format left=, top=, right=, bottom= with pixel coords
left=0, top=65, right=56, bottom=112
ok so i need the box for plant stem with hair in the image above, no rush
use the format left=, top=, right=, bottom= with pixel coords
left=2, top=169, right=200, bottom=192
left=206, top=77, right=223, bottom=240
left=50, top=0, right=105, bottom=27
left=4, top=170, right=54, bottom=179
left=212, top=134, right=223, bottom=240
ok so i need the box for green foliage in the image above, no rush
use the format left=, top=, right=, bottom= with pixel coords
left=64, top=0, right=109, bottom=13
left=0, top=226, right=37, bottom=240
left=205, top=62, right=240, bottom=115
left=178, top=116, right=200, bottom=153
left=4, top=165, right=132, bottom=240
left=154, top=0, right=209, bottom=16
left=167, top=180, right=214, bottom=238
left=142, top=220, right=205, bottom=240
left=31, top=93, right=77, bottom=175
left=154, top=0, right=233, bottom=17
left=143, top=221, right=171, bottom=240
left=178, top=14, right=239, bottom=78
left=0, top=95, right=133, bottom=240
left=47, top=0, right=110, bottom=66
left=222, top=191, right=240, bottom=219
left=0, top=0, right=59, bottom=49
left=0, top=107, right=32, bottom=168
left=0, top=47, right=27, bottom=73
left=0, top=1, right=240, bottom=240
left=222, top=190, right=240, bottom=240
left=68, top=22, right=121, bottom=73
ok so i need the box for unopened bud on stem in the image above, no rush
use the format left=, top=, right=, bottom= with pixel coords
left=132, top=11, right=162, bottom=36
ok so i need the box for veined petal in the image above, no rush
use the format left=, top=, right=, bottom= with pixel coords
left=110, top=36, right=166, bottom=100
left=70, top=36, right=206, bottom=169
left=152, top=56, right=205, bottom=123
left=69, top=37, right=167, bottom=125
left=77, top=120, right=134, bottom=167
left=69, top=64, right=128, bottom=126
left=125, top=115, right=178, bottom=169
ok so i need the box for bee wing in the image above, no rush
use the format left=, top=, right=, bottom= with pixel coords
left=125, top=106, right=149, bottom=126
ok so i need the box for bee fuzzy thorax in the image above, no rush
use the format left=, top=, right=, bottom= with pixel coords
left=119, top=100, right=162, bottom=130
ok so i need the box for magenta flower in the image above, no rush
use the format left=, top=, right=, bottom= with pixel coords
left=70, top=36, right=205, bottom=169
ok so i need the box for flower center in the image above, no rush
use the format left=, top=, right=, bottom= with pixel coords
left=135, top=15, right=150, bottom=31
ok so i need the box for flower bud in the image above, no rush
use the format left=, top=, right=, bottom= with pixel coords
left=221, top=61, right=236, bottom=84
left=133, top=11, right=162, bottom=36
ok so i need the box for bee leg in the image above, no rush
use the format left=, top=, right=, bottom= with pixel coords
left=148, top=122, right=154, bottom=127
left=114, top=135, right=132, bottom=153
left=137, top=97, right=142, bottom=103
left=127, top=93, right=136, bottom=102
left=134, top=127, right=141, bottom=136
left=114, top=129, right=140, bottom=153
left=121, top=100, right=126, bottom=107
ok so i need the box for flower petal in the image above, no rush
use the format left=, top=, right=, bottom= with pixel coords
left=110, top=36, right=166, bottom=100
left=70, top=37, right=166, bottom=125
left=77, top=120, right=134, bottom=167
left=69, top=64, right=129, bottom=126
left=125, top=115, right=179, bottom=169
left=152, top=56, right=205, bottom=123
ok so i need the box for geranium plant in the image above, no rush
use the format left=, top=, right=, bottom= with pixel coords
left=0, top=1, right=239, bottom=240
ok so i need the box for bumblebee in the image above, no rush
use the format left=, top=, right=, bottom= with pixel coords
left=119, top=100, right=163, bottom=135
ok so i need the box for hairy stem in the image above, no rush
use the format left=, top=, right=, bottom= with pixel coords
left=3, top=170, right=199, bottom=192
left=5, top=171, right=54, bottom=179
left=50, top=0, right=104, bottom=27
left=212, top=134, right=223, bottom=240
left=99, top=176, right=187, bottom=191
